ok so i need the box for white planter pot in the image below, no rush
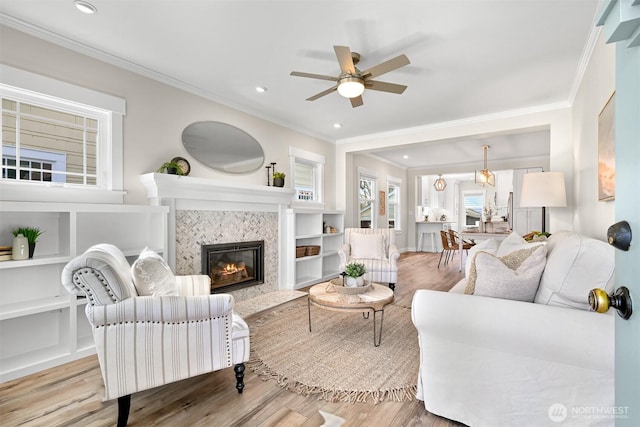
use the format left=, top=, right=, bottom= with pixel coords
left=346, top=276, right=364, bottom=287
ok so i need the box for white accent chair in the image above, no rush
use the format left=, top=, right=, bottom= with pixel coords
left=61, top=244, right=250, bottom=427
left=338, top=228, right=400, bottom=290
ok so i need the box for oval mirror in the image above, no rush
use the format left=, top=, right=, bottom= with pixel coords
left=181, top=121, right=265, bottom=174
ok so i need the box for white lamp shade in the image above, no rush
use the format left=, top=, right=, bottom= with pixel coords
left=520, top=172, right=567, bottom=208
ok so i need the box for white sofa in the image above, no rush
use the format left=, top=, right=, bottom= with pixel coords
left=411, top=231, right=616, bottom=427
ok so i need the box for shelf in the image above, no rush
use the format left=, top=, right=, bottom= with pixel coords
left=0, top=255, right=72, bottom=270
left=322, top=250, right=339, bottom=257
left=0, top=296, right=71, bottom=320
left=295, top=234, right=321, bottom=239
left=296, top=254, right=321, bottom=262
left=0, top=343, right=69, bottom=376
left=0, top=201, right=169, bottom=382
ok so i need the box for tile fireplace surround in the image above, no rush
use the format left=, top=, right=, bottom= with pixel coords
left=141, top=173, right=294, bottom=302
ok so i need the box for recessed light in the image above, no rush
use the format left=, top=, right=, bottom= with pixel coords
left=333, top=123, right=342, bottom=129
left=74, top=0, right=97, bottom=14
left=255, top=86, right=267, bottom=93
left=403, top=155, right=409, bottom=159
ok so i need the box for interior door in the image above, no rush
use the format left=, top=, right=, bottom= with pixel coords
left=597, top=2, right=640, bottom=425
left=613, top=44, right=640, bottom=427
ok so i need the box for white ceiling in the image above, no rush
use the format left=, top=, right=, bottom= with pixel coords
left=0, top=0, right=599, bottom=169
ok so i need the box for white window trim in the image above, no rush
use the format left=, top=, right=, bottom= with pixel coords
left=289, top=146, right=325, bottom=210
left=358, top=167, right=378, bottom=229
left=0, top=64, right=126, bottom=203
left=387, top=175, right=402, bottom=231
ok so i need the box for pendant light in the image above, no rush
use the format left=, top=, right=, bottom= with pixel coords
left=475, top=145, right=495, bottom=187
left=433, top=175, right=447, bottom=191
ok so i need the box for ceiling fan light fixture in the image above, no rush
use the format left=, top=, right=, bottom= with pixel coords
left=74, top=0, right=97, bottom=14
left=337, top=76, right=365, bottom=98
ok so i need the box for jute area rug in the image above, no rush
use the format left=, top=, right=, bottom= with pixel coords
left=248, top=298, right=419, bottom=404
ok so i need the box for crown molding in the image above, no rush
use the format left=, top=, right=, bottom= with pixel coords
left=336, top=101, right=570, bottom=145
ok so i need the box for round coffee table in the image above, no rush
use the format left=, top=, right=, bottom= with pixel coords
left=307, top=281, right=394, bottom=346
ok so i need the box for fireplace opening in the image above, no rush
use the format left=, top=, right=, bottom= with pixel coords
left=201, top=240, right=264, bottom=293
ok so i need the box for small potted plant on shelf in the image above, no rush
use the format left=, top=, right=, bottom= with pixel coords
left=157, top=160, right=186, bottom=175
left=344, top=262, right=366, bottom=287
left=12, top=226, right=44, bottom=259
left=272, top=171, right=285, bottom=187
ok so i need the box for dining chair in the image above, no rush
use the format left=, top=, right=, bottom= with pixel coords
left=438, top=231, right=457, bottom=268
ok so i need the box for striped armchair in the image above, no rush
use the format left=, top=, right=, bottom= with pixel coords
left=338, top=228, right=400, bottom=291
left=61, top=244, right=249, bottom=427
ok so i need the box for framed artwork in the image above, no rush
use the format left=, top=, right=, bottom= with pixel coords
left=379, top=191, right=386, bottom=215
left=598, top=92, right=616, bottom=201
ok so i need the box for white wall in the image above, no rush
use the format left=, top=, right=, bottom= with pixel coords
left=0, top=26, right=337, bottom=207
left=571, top=31, right=616, bottom=240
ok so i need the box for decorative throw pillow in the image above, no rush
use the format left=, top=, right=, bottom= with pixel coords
left=496, top=232, right=546, bottom=257
left=131, top=247, right=178, bottom=296
left=350, top=233, right=386, bottom=259
left=464, top=238, right=499, bottom=278
left=465, top=245, right=547, bottom=302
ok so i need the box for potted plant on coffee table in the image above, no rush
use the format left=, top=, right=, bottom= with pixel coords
left=344, top=262, right=366, bottom=287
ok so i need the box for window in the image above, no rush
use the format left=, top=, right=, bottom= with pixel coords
left=359, top=172, right=377, bottom=228
left=294, top=160, right=315, bottom=201
left=387, top=178, right=401, bottom=230
left=1, top=64, right=125, bottom=203
left=289, top=147, right=324, bottom=207
left=463, top=191, right=485, bottom=226
left=2, top=98, right=98, bottom=185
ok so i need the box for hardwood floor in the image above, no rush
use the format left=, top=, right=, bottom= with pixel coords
left=0, top=251, right=465, bottom=427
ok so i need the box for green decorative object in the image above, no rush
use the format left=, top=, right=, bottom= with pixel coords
left=273, top=171, right=285, bottom=187
left=12, top=227, right=43, bottom=244
left=157, top=160, right=186, bottom=175
left=12, top=227, right=43, bottom=259
left=344, top=262, right=367, bottom=287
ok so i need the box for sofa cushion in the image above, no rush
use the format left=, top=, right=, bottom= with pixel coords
left=131, top=248, right=178, bottom=296
left=466, top=245, right=547, bottom=302
left=535, top=233, right=615, bottom=310
left=350, top=233, right=386, bottom=259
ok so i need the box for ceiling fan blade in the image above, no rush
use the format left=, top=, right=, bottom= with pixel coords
left=361, top=54, right=410, bottom=79
left=290, top=71, right=339, bottom=82
left=334, top=45, right=356, bottom=74
left=350, top=95, right=364, bottom=108
left=306, top=85, right=338, bottom=101
left=366, top=80, right=407, bottom=94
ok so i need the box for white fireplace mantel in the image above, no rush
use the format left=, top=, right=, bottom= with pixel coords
left=140, top=173, right=294, bottom=210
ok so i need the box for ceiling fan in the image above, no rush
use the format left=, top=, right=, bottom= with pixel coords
left=290, top=45, right=410, bottom=108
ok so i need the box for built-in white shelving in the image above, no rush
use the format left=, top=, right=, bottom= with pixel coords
left=285, top=209, right=344, bottom=289
left=0, top=201, right=169, bottom=382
